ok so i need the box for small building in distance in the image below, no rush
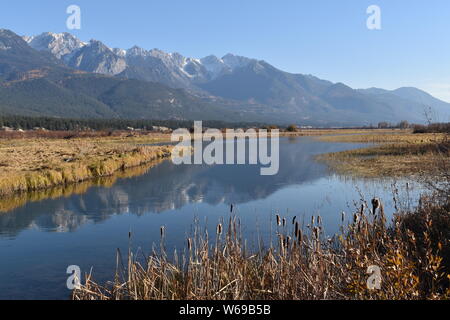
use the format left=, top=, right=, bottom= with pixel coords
left=151, top=126, right=172, bottom=133
left=33, top=127, right=48, bottom=132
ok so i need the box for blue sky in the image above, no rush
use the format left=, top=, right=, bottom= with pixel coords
left=1, top=0, right=450, bottom=101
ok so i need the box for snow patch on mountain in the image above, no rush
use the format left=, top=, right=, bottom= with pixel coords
left=24, top=32, right=257, bottom=86
left=26, top=32, right=86, bottom=60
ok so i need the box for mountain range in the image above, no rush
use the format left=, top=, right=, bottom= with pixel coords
left=1, top=29, right=449, bottom=126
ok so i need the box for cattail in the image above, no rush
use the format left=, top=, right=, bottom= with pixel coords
left=298, top=229, right=303, bottom=244
left=230, top=204, right=234, bottom=213
left=353, top=213, right=358, bottom=224
left=313, top=227, right=320, bottom=239
left=372, top=198, right=381, bottom=215
left=292, top=216, right=297, bottom=225
left=278, top=235, right=284, bottom=250
left=276, top=214, right=281, bottom=226
left=341, top=211, right=346, bottom=222
left=160, top=226, right=165, bottom=238
left=217, top=223, right=223, bottom=235
left=282, top=218, right=286, bottom=227
left=295, top=222, right=299, bottom=239
left=317, top=216, right=322, bottom=225
left=187, top=238, right=192, bottom=251
left=311, top=216, right=315, bottom=226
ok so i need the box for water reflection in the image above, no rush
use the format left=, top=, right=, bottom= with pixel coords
left=0, top=137, right=422, bottom=300
left=0, top=138, right=365, bottom=237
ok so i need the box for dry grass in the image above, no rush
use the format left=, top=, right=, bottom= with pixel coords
left=316, top=129, right=432, bottom=143
left=0, top=162, right=164, bottom=213
left=72, top=194, right=450, bottom=300
left=316, top=132, right=449, bottom=178
left=0, top=134, right=172, bottom=197
left=282, top=128, right=400, bottom=137
left=0, top=129, right=172, bottom=141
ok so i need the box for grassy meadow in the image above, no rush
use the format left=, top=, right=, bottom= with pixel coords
left=0, top=132, right=172, bottom=198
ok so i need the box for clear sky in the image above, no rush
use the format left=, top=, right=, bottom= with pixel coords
left=1, top=0, right=450, bottom=101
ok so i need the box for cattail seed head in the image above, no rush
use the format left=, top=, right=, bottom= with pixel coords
left=372, top=198, right=381, bottom=215
left=298, top=230, right=303, bottom=243
left=313, top=227, right=320, bottom=239
left=160, top=226, right=165, bottom=238
left=276, top=215, right=281, bottom=226
left=217, top=224, right=223, bottom=235
left=372, top=198, right=381, bottom=210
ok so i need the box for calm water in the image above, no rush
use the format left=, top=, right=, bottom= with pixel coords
left=0, top=137, right=419, bottom=299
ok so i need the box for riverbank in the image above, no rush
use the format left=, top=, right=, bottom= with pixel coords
left=0, top=133, right=172, bottom=197
left=316, top=131, right=449, bottom=178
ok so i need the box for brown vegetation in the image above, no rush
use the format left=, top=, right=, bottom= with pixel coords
left=72, top=193, right=450, bottom=300
left=0, top=162, right=164, bottom=213
left=0, top=129, right=170, bottom=140
left=316, top=131, right=449, bottom=178
left=0, top=135, right=172, bottom=197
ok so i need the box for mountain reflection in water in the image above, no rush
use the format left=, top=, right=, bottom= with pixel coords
left=0, top=138, right=366, bottom=237
left=0, top=137, right=421, bottom=300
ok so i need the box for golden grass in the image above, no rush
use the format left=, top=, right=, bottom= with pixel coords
left=73, top=195, right=450, bottom=300
left=281, top=128, right=400, bottom=137
left=0, top=161, right=165, bottom=213
left=0, top=134, right=172, bottom=198
left=316, top=131, right=450, bottom=178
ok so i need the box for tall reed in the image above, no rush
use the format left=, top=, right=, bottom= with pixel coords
left=73, top=195, right=450, bottom=300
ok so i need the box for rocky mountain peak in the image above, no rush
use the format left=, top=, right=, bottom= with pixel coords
left=27, top=32, right=85, bottom=59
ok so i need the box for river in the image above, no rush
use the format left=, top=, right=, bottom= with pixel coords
left=0, top=137, right=420, bottom=299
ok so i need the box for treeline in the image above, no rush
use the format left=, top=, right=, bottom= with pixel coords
left=377, top=120, right=412, bottom=129
left=0, top=115, right=265, bottom=131
left=413, top=123, right=450, bottom=134
left=376, top=120, right=450, bottom=133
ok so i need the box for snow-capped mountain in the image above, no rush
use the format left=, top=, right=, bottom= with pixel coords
left=67, top=39, right=127, bottom=76
left=25, top=32, right=255, bottom=89
left=13, top=30, right=450, bottom=124
left=26, top=32, right=85, bottom=60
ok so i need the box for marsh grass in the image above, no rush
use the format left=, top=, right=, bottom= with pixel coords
left=73, top=194, right=450, bottom=301
left=0, top=137, right=172, bottom=197
left=0, top=162, right=165, bottom=213
left=316, top=132, right=449, bottom=178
